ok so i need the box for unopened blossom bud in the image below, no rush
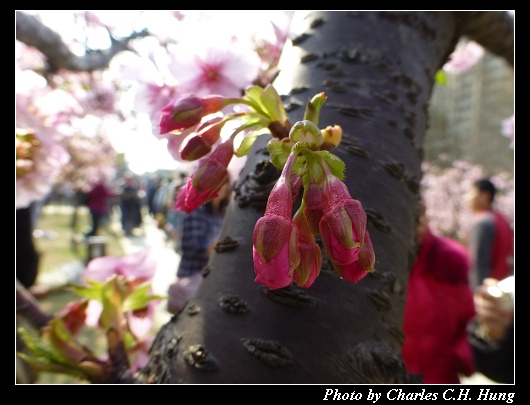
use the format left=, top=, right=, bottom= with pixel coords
left=253, top=153, right=301, bottom=289
left=329, top=230, right=375, bottom=283
left=303, top=179, right=324, bottom=235
left=292, top=208, right=321, bottom=288
left=318, top=164, right=367, bottom=267
left=175, top=140, right=234, bottom=213
left=320, top=125, right=343, bottom=151
left=180, top=116, right=225, bottom=161
left=180, top=136, right=212, bottom=161
left=159, top=95, right=227, bottom=134
left=290, top=172, right=303, bottom=202
left=57, top=299, right=89, bottom=336
left=253, top=216, right=300, bottom=289
left=288, top=120, right=323, bottom=147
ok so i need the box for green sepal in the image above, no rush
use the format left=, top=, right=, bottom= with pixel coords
left=122, top=283, right=165, bottom=313
left=315, top=150, right=346, bottom=180
left=46, top=318, right=93, bottom=364
left=267, top=137, right=293, bottom=170
left=17, top=351, right=88, bottom=379
left=98, top=276, right=125, bottom=337
left=69, top=279, right=105, bottom=302
left=303, top=92, right=327, bottom=126
left=18, top=326, right=66, bottom=364
left=242, top=84, right=287, bottom=123
left=234, top=132, right=260, bottom=157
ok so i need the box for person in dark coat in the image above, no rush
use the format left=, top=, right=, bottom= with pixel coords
left=119, top=175, right=142, bottom=236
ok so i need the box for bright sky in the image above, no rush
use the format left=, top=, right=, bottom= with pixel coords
left=104, top=113, right=189, bottom=175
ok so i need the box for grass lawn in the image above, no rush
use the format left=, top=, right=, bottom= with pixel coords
left=19, top=204, right=125, bottom=384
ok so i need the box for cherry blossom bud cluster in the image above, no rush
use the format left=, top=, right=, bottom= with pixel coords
left=160, top=85, right=375, bottom=290
left=253, top=120, right=375, bottom=289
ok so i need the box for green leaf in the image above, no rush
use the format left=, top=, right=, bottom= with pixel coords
left=123, top=283, right=165, bottom=312
left=234, top=133, right=260, bottom=158
left=99, top=277, right=124, bottom=334
left=267, top=138, right=293, bottom=170
left=315, top=151, right=346, bottom=180
left=435, top=69, right=448, bottom=86
left=18, top=327, right=63, bottom=362
left=46, top=319, right=93, bottom=364
left=70, top=280, right=105, bottom=302
left=242, top=85, right=267, bottom=115
left=260, top=85, right=287, bottom=123
left=17, top=352, right=88, bottom=379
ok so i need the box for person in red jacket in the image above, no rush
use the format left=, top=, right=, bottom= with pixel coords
left=464, top=178, right=514, bottom=289
left=402, top=197, right=476, bottom=384
left=85, top=180, right=117, bottom=238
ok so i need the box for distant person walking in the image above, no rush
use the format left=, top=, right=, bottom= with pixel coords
left=464, top=178, right=514, bottom=288
left=85, top=180, right=116, bottom=238
left=166, top=182, right=231, bottom=314
left=119, top=175, right=143, bottom=237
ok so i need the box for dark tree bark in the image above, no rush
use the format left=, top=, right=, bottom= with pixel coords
left=137, top=11, right=513, bottom=384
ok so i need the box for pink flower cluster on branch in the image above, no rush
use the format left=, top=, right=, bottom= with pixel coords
left=159, top=85, right=375, bottom=290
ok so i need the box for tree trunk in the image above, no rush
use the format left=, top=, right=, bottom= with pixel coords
left=138, top=11, right=513, bottom=384
left=16, top=204, right=40, bottom=289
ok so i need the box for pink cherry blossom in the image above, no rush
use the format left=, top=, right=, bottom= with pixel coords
left=82, top=250, right=158, bottom=339
left=167, top=40, right=261, bottom=98
left=443, top=40, right=484, bottom=74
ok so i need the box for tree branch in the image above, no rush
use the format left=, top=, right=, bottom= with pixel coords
left=16, top=280, right=53, bottom=330
left=456, top=11, right=514, bottom=68
left=15, top=11, right=149, bottom=75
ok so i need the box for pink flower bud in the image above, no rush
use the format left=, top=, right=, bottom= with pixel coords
left=56, top=299, right=89, bottom=336
left=292, top=209, right=321, bottom=288
left=159, top=95, right=227, bottom=134
left=318, top=164, right=367, bottom=267
left=331, top=231, right=374, bottom=283
left=179, top=116, right=225, bottom=161
left=303, top=180, right=324, bottom=235
left=180, top=135, right=212, bottom=161
left=175, top=140, right=234, bottom=213
left=290, top=172, right=302, bottom=201
left=253, top=152, right=301, bottom=289
left=253, top=216, right=300, bottom=289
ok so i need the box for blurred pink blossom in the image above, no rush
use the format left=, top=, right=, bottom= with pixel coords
left=443, top=40, right=484, bottom=74
left=501, top=115, right=514, bottom=148
left=83, top=250, right=159, bottom=339
left=167, top=40, right=261, bottom=98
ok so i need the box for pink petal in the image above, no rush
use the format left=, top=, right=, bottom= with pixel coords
left=83, top=256, right=122, bottom=283
left=253, top=243, right=293, bottom=290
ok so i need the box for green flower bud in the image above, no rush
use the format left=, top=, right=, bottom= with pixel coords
left=288, top=120, right=323, bottom=148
